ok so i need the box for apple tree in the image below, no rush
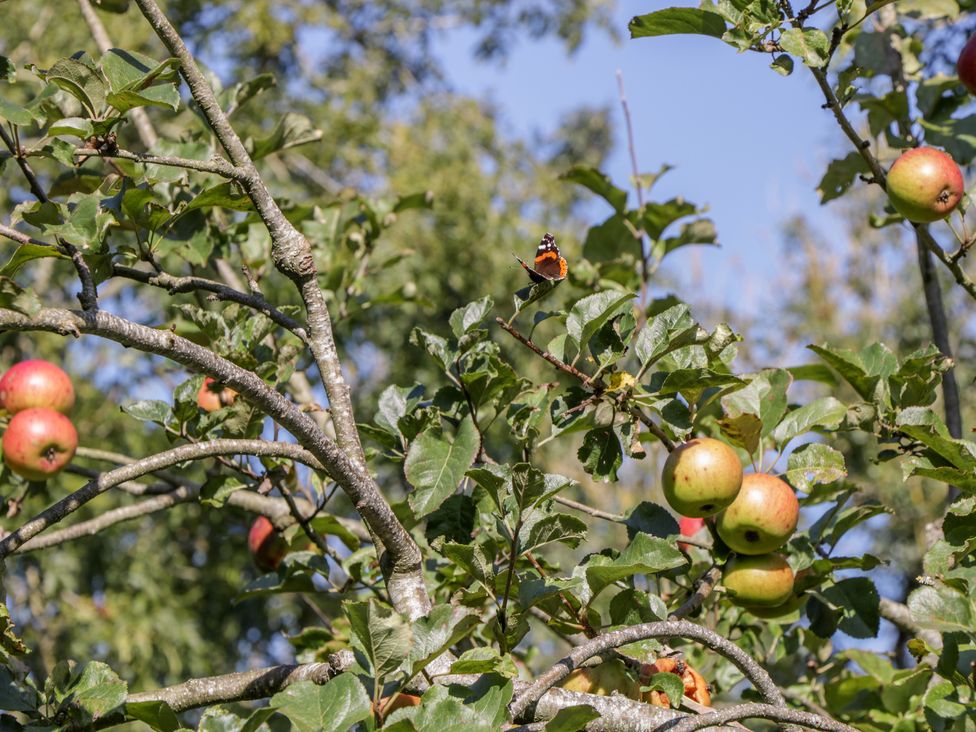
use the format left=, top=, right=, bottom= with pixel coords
left=0, top=0, right=973, bottom=731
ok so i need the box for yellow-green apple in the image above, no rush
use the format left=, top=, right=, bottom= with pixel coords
left=662, top=437, right=742, bottom=517
left=723, top=553, right=795, bottom=607
left=197, top=377, right=237, bottom=412
left=716, top=473, right=798, bottom=554
left=2, top=407, right=78, bottom=480
left=958, top=35, right=976, bottom=95
left=886, top=147, right=964, bottom=223
left=562, top=659, right=640, bottom=697
left=0, top=360, right=75, bottom=414
left=248, top=516, right=288, bottom=571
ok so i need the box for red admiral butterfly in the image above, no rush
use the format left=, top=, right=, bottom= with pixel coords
left=515, top=233, right=568, bottom=283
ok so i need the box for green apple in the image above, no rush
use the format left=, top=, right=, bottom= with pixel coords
left=723, top=553, right=795, bottom=607
left=886, top=147, right=963, bottom=223
left=562, top=659, right=640, bottom=698
left=716, top=473, right=798, bottom=554
left=662, top=437, right=742, bottom=518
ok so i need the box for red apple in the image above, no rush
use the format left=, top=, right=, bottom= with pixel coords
left=2, top=407, right=78, bottom=481
left=958, top=35, right=976, bottom=95
left=248, top=516, right=288, bottom=571
left=661, top=437, right=743, bottom=517
left=722, top=553, right=795, bottom=607
left=886, top=147, right=964, bottom=223
left=197, top=377, right=237, bottom=412
left=677, top=516, right=706, bottom=551
left=716, top=473, right=798, bottom=555
left=0, top=360, right=75, bottom=415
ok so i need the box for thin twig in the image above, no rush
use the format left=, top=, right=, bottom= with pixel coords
left=663, top=702, right=858, bottom=732
left=73, top=148, right=242, bottom=179
left=670, top=565, right=721, bottom=619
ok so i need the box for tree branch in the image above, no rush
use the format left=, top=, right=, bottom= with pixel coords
left=670, top=565, right=722, bottom=619
left=74, top=148, right=241, bottom=179
left=660, top=702, right=858, bottom=732
left=509, top=619, right=786, bottom=719
left=0, top=439, right=322, bottom=557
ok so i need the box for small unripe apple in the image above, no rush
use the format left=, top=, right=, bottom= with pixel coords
left=662, top=437, right=742, bottom=517
left=716, top=473, right=798, bottom=554
left=0, top=360, right=75, bottom=414
left=248, top=516, right=288, bottom=571
left=677, top=516, right=706, bottom=551
left=886, top=147, right=964, bottom=223
left=2, top=407, right=78, bottom=481
left=562, top=659, right=640, bottom=698
left=723, top=553, right=795, bottom=607
left=197, top=377, right=237, bottom=412
left=957, top=35, right=976, bottom=95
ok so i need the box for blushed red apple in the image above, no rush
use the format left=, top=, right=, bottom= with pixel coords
left=248, top=516, right=288, bottom=571
left=716, top=473, right=798, bottom=554
left=197, top=377, right=237, bottom=412
left=957, top=35, right=976, bottom=95
left=662, top=437, right=742, bottom=517
left=2, top=407, right=78, bottom=481
left=886, top=147, right=964, bottom=223
left=722, top=553, right=795, bottom=607
left=677, top=516, right=706, bottom=551
left=0, top=360, right=75, bottom=415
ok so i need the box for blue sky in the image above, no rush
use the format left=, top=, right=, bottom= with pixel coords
left=433, top=1, right=850, bottom=315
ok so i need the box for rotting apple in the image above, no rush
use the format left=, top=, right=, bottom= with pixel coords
left=248, top=516, right=288, bottom=572
left=2, top=407, right=78, bottom=481
left=722, top=553, right=795, bottom=607
left=0, top=360, right=75, bottom=415
left=639, top=657, right=711, bottom=708
left=886, top=147, right=964, bottom=223
left=197, top=377, right=238, bottom=412
left=716, top=473, right=798, bottom=555
left=662, top=437, right=742, bottom=518
left=561, top=659, right=640, bottom=698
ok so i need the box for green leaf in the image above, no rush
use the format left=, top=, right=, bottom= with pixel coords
left=519, top=511, right=587, bottom=554
left=0, top=277, right=42, bottom=316
left=642, top=672, right=684, bottom=708
left=772, top=397, right=847, bottom=446
left=346, top=600, right=411, bottom=679
left=100, top=50, right=180, bottom=112
left=450, top=296, right=494, bottom=337
left=908, top=582, right=976, bottom=634
left=512, top=277, right=563, bottom=318
left=779, top=28, right=829, bottom=66
left=543, top=705, right=601, bottom=732
left=629, top=8, right=727, bottom=38
left=405, top=417, right=479, bottom=518
left=43, top=56, right=108, bottom=117
left=577, top=426, right=622, bottom=482
left=49, top=116, right=95, bottom=138
left=0, top=605, right=27, bottom=660
left=185, top=182, right=255, bottom=213
left=785, top=443, right=847, bottom=491
left=126, top=700, right=181, bottom=732
left=407, top=605, right=479, bottom=676
left=560, top=165, right=627, bottom=212
left=719, top=369, right=792, bottom=451
left=809, top=343, right=897, bottom=405
left=585, top=532, right=686, bottom=597
left=0, top=242, right=69, bottom=277
left=566, top=290, right=634, bottom=354
left=70, top=662, right=128, bottom=722
left=809, top=578, right=880, bottom=639
left=121, top=399, right=173, bottom=425
left=199, top=475, right=248, bottom=508
left=0, top=55, right=15, bottom=83
left=449, top=648, right=519, bottom=677
left=818, top=153, right=870, bottom=203
left=248, top=113, right=323, bottom=160
left=924, top=680, right=969, bottom=720
left=375, top=383, right=425, bottom=436
left=634, top=303, right=703, bottom=369
left=269, top=675, right=371, bottom=732
left=624, top=501, right=680, bottom=540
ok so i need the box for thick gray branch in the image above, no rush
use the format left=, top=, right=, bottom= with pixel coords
left=660, top=702, right=858, bottom=732
left=509, top=619, right=785, bottom=719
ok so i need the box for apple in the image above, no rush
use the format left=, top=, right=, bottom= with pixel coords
left=958, top=35, right=976, bottom=95
left=197, top=377, right=237, bottom=412
left=722, top=553, right=795, bottom=607
left=677, top=516, right=706, bottom=551
left=716, top=473, right=798, bottom=555
left=562, top=659, right=640, bottom=698
left=0, top=360, right=75, bottom=414
left=886, top=147, right=964, bottom=223
left=662, top=437, right=742, bottom=518
left=2, top=407, right=78, bottom=481
left=374, top=693, right=421, bottom=717
left=248, top=516, right=288, bottom=571
left=639, top=658, right=711, bottom=707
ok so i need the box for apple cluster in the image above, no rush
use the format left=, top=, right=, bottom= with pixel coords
left=0, top=360, right=79, bottom=482
left=662, top=437, right=801, bottom=611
